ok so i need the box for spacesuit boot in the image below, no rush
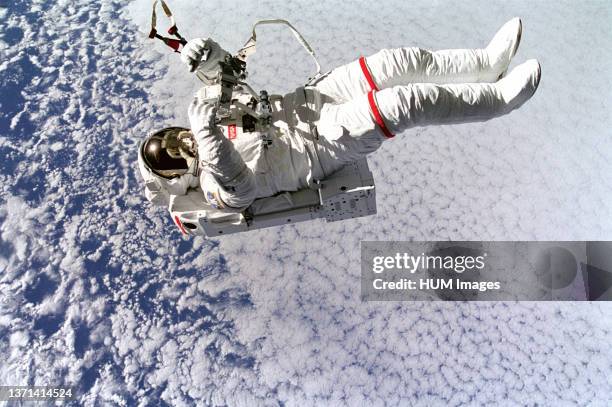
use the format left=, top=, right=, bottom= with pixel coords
left=486, top=17, right=522, bottom=79
left=496, top=58, right=541, bottom=111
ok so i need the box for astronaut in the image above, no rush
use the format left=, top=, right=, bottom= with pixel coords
left=138, top=18, right=540, bottom=212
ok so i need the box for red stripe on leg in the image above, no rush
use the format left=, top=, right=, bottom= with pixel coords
left=359, top=56, right=379, bottom=92
left=367, top=90, right=394, bottom=139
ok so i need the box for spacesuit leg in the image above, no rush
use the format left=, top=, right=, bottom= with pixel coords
left=314, top=18, right=522, bottom=102
left=316, top=59, right=541, bottom=163
left=376, top=59, right=541, bottom=134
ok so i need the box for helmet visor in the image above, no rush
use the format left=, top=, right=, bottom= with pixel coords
left=141, top=127, right=193, bottom=179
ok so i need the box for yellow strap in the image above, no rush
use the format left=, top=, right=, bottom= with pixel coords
left=151, top=0, right=176, bottom=33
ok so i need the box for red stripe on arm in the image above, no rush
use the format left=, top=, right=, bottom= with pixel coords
left=359, top=56, right=379, bottom=92
left=367, top=90, right=395, bottom=139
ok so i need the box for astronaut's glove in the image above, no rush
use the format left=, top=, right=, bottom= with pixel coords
left=181, top=38, right=212, bottom=73
left=188, top=96, right=218, bottom=137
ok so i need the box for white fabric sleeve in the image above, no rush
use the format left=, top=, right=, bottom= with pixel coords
left=188, top=97, right=257, bottom=209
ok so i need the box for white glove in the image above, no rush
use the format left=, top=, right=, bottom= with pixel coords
left=188, top=96, right=218, bottom=136
left=181, top=38, right=212, bottom=72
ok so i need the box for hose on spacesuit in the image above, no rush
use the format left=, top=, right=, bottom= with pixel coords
left=235, top=19, right=322, bottom=80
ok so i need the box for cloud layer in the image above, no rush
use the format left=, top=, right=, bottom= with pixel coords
left=0, top=0, right=611, bottom=405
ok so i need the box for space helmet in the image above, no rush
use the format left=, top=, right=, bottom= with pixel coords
left=140, top=127, right=197, bottom=179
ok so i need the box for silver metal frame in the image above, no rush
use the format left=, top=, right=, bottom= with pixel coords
left=169, top=159, right=377, bottom=237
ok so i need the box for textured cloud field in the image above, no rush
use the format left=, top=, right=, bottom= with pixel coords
left=1, top=0, right=611, bottom=405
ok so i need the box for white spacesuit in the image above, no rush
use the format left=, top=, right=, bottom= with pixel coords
left=139, top=18, right=540, bottom=213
